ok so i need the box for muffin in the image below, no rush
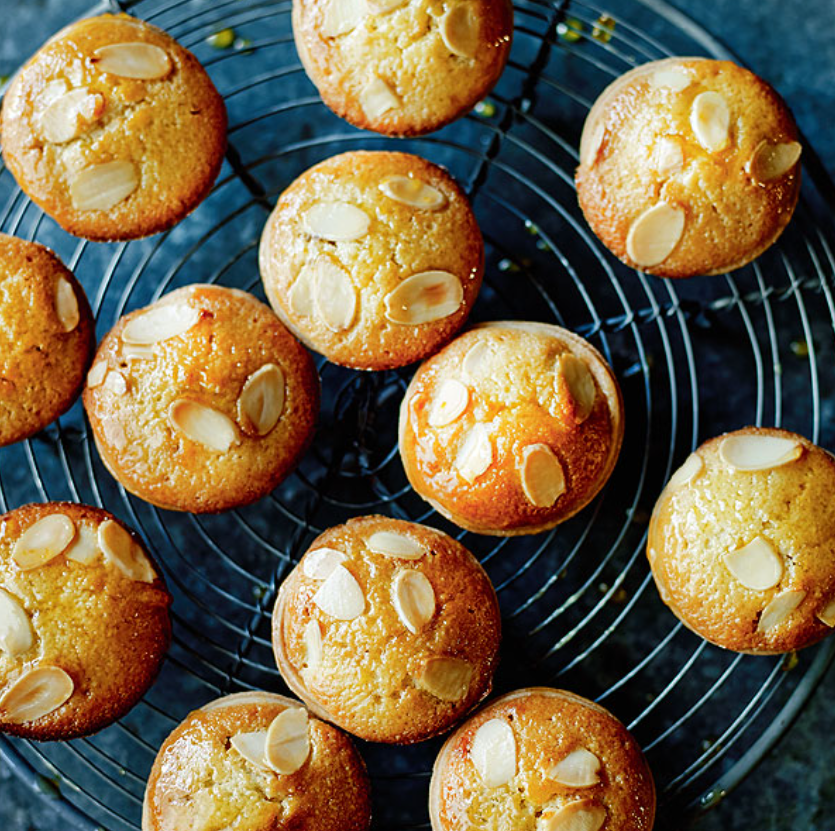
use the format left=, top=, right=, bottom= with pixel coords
left=83, top=284, right=319, bottom=514
left=272, top=515, right=501, bottom=743
left=1, top=13, right=227, bottom=241
left=576, top=57, right=802, bottom=278
left=143, top=691, right=371, bottom=831
left=0, top=502, right=171, bottom=740
left=259, top=150, right=484, bottom=370
left=399, top=321, right=624, bottom=536
left=0, top=234, right=95, bottom=447
left=648, top=427, right=835, bottom=654
left=292, top=0, right=513, bottom=136
left=429, top=687, right=656, bottom=831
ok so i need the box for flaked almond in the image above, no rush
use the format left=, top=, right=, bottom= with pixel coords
left=230, top=731, right=269, bottom=769
left=13, top=514, right=75, bottom=570
left=122, top=303, right=200, bottom=345
left=759, top=589, right=805, bottom=632
left=304, top=619, right=323, bottom=667
left=314, top=256, right=357, bottom=332
left=455, top=424, right=492, bottom=483
left=289, top=264, right=315, bottom=317
left=690, top=91, right=730, bottom=153
left=65, top=523, right=99, bottom=565
left=719, top=434, right=802, bottom=471
left=520, top=444, right=566, bottom=508
left=582, top=120, right=606, bottom=167
left=93, top=42, right=172, bottom=80
left=303, top=547, right=348, bottom=580
left=748, top=140, right=802, bottom=183
left=169, top=400, right=239, bottom=453
left=392, top=569, right=435, bottom=634
left=98, top=519, right=155, bottom=583
left=428, top=379, right=469, bottom=427
left=40, top=88, right=104, bottom=144
left=556, top=353, right=596, bottom=422
left=648, top=67, right=691, bottom=91
left=540, top=800, right=606, bottom=831
left=122, top=343, right=156, bottom=361
left=416, top=657, right=472, bottom=702
left=0, top=666, right=74, bottom=723
left=70, top=160, right=139, bottom=211
left=360, top=75, right=399, bottom=119
left=667, top=452, right=704, bottom=489
left=238, top=364, right=285, bottom=436
left=39, top=79, right=69, bottom=110
left=0, top=588, right=34, bottom=658
left=103, top=370, right=127, bottom=396
left=723, top=536, right=783, bottom=591
left=440, top=4, right=480, bottom=58
left=651, top=137, right=684, bottom=177
left=265, top=708, right=310, bottom=774
left=86, top=361, right=108, bottom=389
left=379, top=175, right=447, bottom=210
left=302, top=201, right=370, bottom=242
left=625, top=202, right=685, bottom=268
left=816, top=598, right=835, bottom=628
left=384, top=271, right=463, bottom=325
left=471, top=718, right=516, bottom=788
left=368, top=0, right=408, bottom=10
left=103, top=418, right=127, bottom=450
left=312, top=565, right=365, bottom=620
left=321, top=0, right=367, bottom=36
left=366, top=531, right=425, bottom=560
left=462, top=341, right=492, bottom=377
left=549, top=748, right=601, bottom=788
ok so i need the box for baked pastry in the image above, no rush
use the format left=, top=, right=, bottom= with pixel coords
left=648, top=427, right=835, bottom=654
left=0, top=502, right=171, bottom=740
left=259, top=150, right=484, bottom=370
left=292, top=0, right=513, bottom=136
left=142, top=691, right=371, bottom=831
left=399, top=321, right=624, bottom=536
left=576, top=57, right=802, bottom=278
left=429, top=687, right=656, bottom=831
left=0, top=234, right=95, bottom=447
left=1, top=13, right=226, bottom=241
left=272, top=515, right=501, bottom=743
left=83, top=284, right=319, bottom=513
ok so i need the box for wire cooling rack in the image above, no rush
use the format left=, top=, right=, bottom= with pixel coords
left=1, top=0, right=835, bottom=828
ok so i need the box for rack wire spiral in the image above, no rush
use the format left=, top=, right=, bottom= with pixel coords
left=1, top=0, right=834, bottom=828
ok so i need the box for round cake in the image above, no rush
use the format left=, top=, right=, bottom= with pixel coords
left=1, top=13, right=227, bottom=241
left=272, top=515, right=501, bottom=743
left=83, top=284, right=319, bottom=513
left=429, top=687, right=656, bottom=831
left=0, top=234, right=95, bottom=447
left=259, top=150, right=484, bottom=370
left=575, top=57, right=802, bottom=278
left=143, top=691, right=371, bottom=831
left=292, top=0, right=513, bottom=136
left=0, top=502, right=171, bottom=740
left=398, top=321, right=624, bottom=535
left=648, top=427, right=835, bottom=654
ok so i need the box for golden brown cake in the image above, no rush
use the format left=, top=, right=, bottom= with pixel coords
left=576, top=57, right=801, bottom=278
left=1, top=13, right=227, bottom=241
left=142, top=691, right=372, bottom=831
left=292, top=0, right=513, bottom=136
left=83, top=284, right=319, bottom=514
left=259, top=150, right=484, bottom=370
left=0, top=234, right=95, bottom=447
left=648, top=427, right=835, bottom=654
left=398, top=321, right=624, bottom=536
left=429, top=687, right=656, bottom=831
left=272, top=515, right=501, bottom=743
left=0, top=502, right=171, bottom=740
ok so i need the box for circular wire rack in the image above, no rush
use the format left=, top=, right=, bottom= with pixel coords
left=2, top=0, right=835, bottom=828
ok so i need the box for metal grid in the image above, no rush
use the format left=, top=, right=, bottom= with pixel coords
left=1, top=0, right=834, bottom=828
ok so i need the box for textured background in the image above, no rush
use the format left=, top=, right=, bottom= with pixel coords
left=1, top=1, right=833, bottom=830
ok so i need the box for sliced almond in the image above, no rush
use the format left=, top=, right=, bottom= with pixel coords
left=122, top=303, right=200, bottom=345
left=368, top=0, right=408, bottom=10
left=360, top=75, right=400, bottom=120
left=103, top=418, right=127, bottom=450
left=93, top=42, right=172, bottom=80
left=70, top=160, right=139, bottom=211
left=379, top=176, right=447, bottom=210
left=40, top=88, right=104, bottom=144
left=86, top=361, right=108, bottom=388
left=384, top=271, right=463, bottom=325
left=455, top=424, right=492, bottom=483
left=321, top=0, right=368, bottom=37
left=303, top=547, right=348, bottom=580
left=0, top=588, right=34, bottom=658
left=238, top=364, right=285, bottom=436
left=122, top=343, right=156, bottom=361
left=723, top=536, right=783, bottom=591
left=719, top=434, right=802, bottom=471
left=748, top=140, right=802, bottom=183
left=462, top=341, right=492, bottom=377
left=582, top=120, right=606, bottom=168
left=98, top=519, right=155, bottom=583
left=470, top=718, right=516, bottom=788
left=625, top=202, right=685, bottom=268
left=392, top=569, right=435, bottom=634
left=758, top=589, right=805, bottom=632
left=0, top=666, right=74, bottom=723
left=65, top=523, right=99, bottom=565
left=366, top=531, right=425, bottom=560
left=169, top=400, right=239, bottom=453
left=667, top=452, right=704, bottom=489
left=520, top=444, right=566, bottom=508
left=690, top=91, right=730, bottom=153
left=304, top=619, right=323, bottom=667
left=651, top=137, right=684, bottom=177
left=39, top=79, right=69, bottom=110
left=440, top=4, right=480, bottom=58
left=314, top=256, right=357, bottom=332
left=13, top=514, right=75, bottom=570
left=416, top=657, right=472, bottom=702
left=103, top=370, right=127, bottom=396
left=648, top=67, right=691, bottom=91
left=540, top=800, right=606, bottom=831
left=302, top=201, right=370, bottom=242
left=549, top=748, right=601, bottom=788
left=312, top=565, right=365, bottom=620
left=556, top=353, right=596, bottom=423
left=230, top=731, right=269, bottom=770
left=265, top=708, right=310, bottom=774
left=289, top=264, right=315, bottom=317
left=816, top=598, right=835, bottom=627
left=428, top=379, right=469, bottom=427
